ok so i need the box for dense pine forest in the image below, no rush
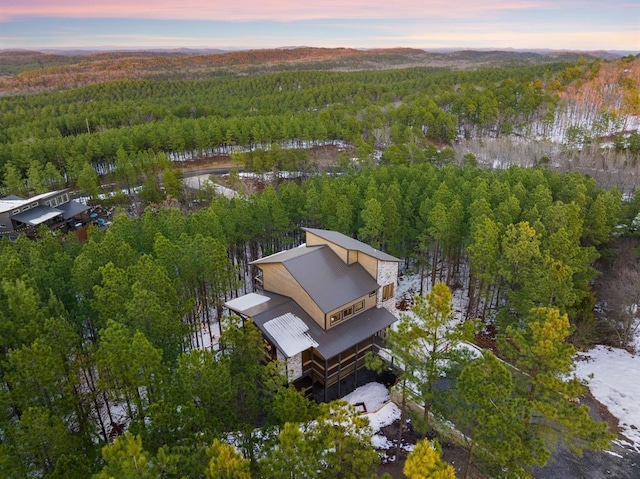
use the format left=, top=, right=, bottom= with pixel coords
left=0, top=49, right=639, bottom=478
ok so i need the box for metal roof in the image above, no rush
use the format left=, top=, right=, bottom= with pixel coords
left=0, top=189, right=68, bottom=214
left=283, top=246, right=379, bottom=313
left=56, top=200, right=90, bottom=220
left=251, top=245, right=322, bottom=265
left=302, top=227, right=401, bottom=262
left=11, top=205, right=62, bottom=225
left=263, top=313, right=318, bottom=357
left=315, top=306, right=397, bottom=359
left=254, top=245, right=380, bottom=313
left=224, top=292, right=271, bottom=314
left=235, top=291, right=397, bottom=360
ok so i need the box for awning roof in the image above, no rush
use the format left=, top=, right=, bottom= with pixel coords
left=263, top=313, right=318, bottom=357
left=224, top=292, right=271, bottom=314
left=56, top=200, right=90, bottom=220
left=11, top=206, right=62, bottom=226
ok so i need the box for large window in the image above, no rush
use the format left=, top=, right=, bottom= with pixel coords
left=382, top=283, right=394, bottom=301
left=330, top=299, right=366, bottom=326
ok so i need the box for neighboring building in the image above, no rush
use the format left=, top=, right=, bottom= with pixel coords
left=225, top=227, right=400, bottom=401
left=0, top=189, right=90, bottom=240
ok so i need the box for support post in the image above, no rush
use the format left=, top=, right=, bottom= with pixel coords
left=354, top=342, right=359, bottom=388
left=337, top=353, right=342, bottom=397
left=323, top=358, right=328, bottom=403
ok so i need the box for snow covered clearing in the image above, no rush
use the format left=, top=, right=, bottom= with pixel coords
left=575, top=343, right=640, bottom=451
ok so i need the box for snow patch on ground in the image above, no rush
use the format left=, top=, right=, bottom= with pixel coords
left=183, top=175, right=239, bottom=198
left=367, top=402, right=402, bottom=433
left=343, top=382, right=389, bottom=413
left=372, top=434, right=393, bottom=449
left=343, top=382, right=401, bottom=434
left=575, top=345, right=640, bottom=449
left=343, top=382, right=401, bottom=451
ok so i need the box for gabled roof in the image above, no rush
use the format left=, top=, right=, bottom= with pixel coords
left=227, top=291, right=397, bottom=359
left=302, top=227, right=401, bottom=262
left=253, top=245, right=379, bottom=313
left=11, top=206, right=62, bottom=226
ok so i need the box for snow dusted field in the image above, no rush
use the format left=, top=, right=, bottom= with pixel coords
left=575, top=343, right=640, bottom=451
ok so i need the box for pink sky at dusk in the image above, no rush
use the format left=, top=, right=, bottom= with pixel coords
left=1, top=1, right=549, bottom=22
left=1, top=0, right=638, bottom=51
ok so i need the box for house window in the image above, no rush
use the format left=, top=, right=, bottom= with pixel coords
left=343, top=306, right=353, bottom=319
left=369, top=290, right=376, bottom=297
left=51, top=198, right=57, bottom=207
left=0, top=224, right=6, bottom=228
left=21, top=206, right=29, bottom=211
left=382, top=283, right=394, bottom=301
left=354, top=300, right=364, bottom=312
left=31, top=202, right=38, bottom=207
left=330, top=312, right=342, bottom=325
left=12, top=210, right=20, bottom=215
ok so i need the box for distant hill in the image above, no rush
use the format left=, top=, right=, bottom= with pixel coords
left=0, top=46, right=627, bottom=95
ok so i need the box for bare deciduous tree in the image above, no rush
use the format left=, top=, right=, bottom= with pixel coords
left=595, top=237, right=640, bottom=350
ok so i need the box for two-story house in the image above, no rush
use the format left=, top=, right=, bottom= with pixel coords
left=0, top=189, right=90, bottom=240
left=224, top=227, right=400, bottom=401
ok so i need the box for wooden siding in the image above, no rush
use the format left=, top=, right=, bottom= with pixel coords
left=259, top=263, right=324, bottom=327
left=305, top=231, right=349, bottom=263
left=325, top=292, right=378, bottom=330
left=356, top=252, right=379, bottom=279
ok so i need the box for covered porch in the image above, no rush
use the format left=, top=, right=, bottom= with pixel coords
left=225, top=290, right=397, bottom=402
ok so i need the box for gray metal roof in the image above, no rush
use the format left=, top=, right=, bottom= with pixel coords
left=251, top=245, right=322, bottom=265
left=263, top=313, right=318, bottom=357
left=11, top=205, right=62, bottom=225
left=258, top=245, right=380, bottom=313
left=238, top=291, right=397, bottom=359
left=302, top=227, right=401, bottom=262
left=315, top=306, right=397, bottom=359
left=56, top=200, right=90, bottom=220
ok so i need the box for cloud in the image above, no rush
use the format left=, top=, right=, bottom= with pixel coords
left=1, top=0, right=549, bottom=22
left=400, top=29, right=639, bottom=50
